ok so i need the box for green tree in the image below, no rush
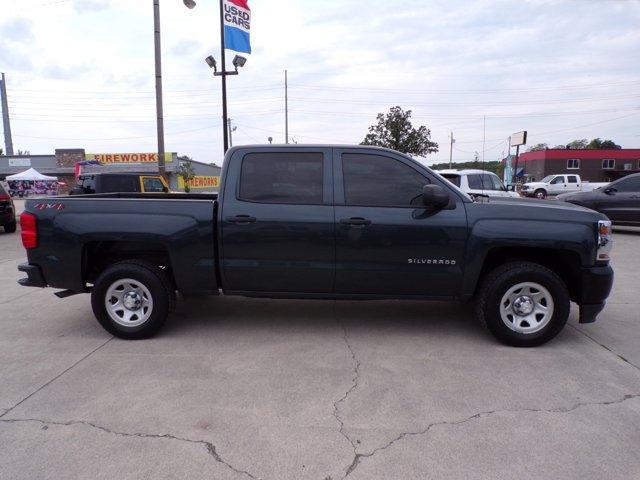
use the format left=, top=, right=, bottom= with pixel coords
left=526, top=143, right=548, bottom=152
left=566, top=139, right=588, bottom=149
left=177, top=156, right=196, bottom=193
left=586, top=138, right=621, bottom=149
left=361, top=106, right=438, bottom=156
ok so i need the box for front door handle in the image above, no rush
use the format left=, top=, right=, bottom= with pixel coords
left=226, top=215, right=257, bottom=224
left=340, top=217, right=372, bottom=226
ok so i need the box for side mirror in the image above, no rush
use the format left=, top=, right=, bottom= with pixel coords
left=507, top=184, right=516, bottom=192
left=604, top=187, right=616, bottom=195
left=162, top=186, right=169, bottom=193
left=422, top=184, right=449, bottom=209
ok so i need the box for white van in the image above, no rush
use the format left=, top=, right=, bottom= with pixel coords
left=436, top=169, right=520, bottom=198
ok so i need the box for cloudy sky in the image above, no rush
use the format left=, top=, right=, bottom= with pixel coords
left=1, top=0, right=639, bottom=165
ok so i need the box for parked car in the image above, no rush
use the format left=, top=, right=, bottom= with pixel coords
left=557, top=172, right=640, bottom=226
left=0, top=181, right=17, bottom=233
left=69, top=173, right=169, bottom=195
left=521, top=174, right=608, bottom=199
left=18, top=145, right=613, bottom=347
left=436, top=169, right=519, bottom=198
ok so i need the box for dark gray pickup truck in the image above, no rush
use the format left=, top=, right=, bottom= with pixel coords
left=18, top=145, right=614, bottom=347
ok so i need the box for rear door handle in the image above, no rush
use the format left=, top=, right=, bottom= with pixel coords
left=340, top=217, right=372, bottom=226
left=226, top=215, right=257, bottom=224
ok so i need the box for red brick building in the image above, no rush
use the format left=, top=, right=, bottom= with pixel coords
left=510, top=149, right=640, bottom=182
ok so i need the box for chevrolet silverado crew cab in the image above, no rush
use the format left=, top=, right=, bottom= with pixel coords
left=521, top=174, right=608, bottom=199
left=17, top=145, right=614, bottom=347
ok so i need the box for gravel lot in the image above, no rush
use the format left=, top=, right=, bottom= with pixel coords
left=1, top=200, right=639, bottom=479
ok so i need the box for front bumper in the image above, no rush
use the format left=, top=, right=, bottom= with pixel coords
left=577, top=264, right=614, bottom=324
left=17, top=263, right=47, bottom=288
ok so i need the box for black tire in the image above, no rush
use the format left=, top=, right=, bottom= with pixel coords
left=475, top=261, right=570, bottom=347
left=3, top=221, right=17, bottom=233
left=91, top=260, right=176, bottom=339
left=534, top=189, right=547, bottom=199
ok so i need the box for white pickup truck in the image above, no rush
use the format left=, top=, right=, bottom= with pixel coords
left=521, top=174, right=609, bottom=199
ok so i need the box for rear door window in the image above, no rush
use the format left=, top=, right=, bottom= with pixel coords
left=567, top=176, right=578, bottom=183
left=239, top=152, right=324, bottom=204
left=615, top=176, right=640, bottom=193
left=467, top=174, right=483, bottom=190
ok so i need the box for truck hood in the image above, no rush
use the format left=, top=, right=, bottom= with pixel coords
left=521, top=182, right=545, bottom=189
left=472, top=195, right=605, bottom=219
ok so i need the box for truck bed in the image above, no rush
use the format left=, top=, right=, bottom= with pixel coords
left=22, top=193, right=219, bottom=294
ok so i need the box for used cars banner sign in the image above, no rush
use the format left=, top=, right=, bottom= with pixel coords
left=224, top=0, right=251, bottom=54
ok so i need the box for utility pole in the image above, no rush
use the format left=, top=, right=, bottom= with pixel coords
left=153, top=0, right=166, bottom=178
left=285, top=70, right=289, bottom=144
left=448, top=132, right=454, bottom=169
left=228, top=118, right=236, bottom=147
left=0, top=72, right=14, bottom=156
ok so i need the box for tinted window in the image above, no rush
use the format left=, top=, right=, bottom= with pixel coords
left=481, top=174, right=504, bottom=191
left=567, top=176, right=578, bottom=183
left=467, top=174, right=483, bottom=190
left=239, top=152, right=323, bottom=204
left=101, top=176, right=137, bottom=193
left=143, top=177, right=165, bottom=192
left=342, top=154, right=429, bottom=206
left=78, top=176, right=96, bottom=193
left=614, top=176, right=640, bottom=193
left=441, top=174, right=461, bottom=187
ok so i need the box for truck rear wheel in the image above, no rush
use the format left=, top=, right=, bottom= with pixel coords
left=475, top=261, right=570, bottom=347
left=91, top=260, right=175, bottom=339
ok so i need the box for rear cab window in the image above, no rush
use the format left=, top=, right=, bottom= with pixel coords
left=239, top=152, right=324, bottom=204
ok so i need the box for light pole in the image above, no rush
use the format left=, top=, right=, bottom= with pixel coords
left=152, top=0, right=197, bottom=180
left=205, top=54, right=247, bottom=152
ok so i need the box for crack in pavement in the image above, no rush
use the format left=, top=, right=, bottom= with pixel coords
left=0, top=337, right=114, bottom=419
left=332, top=323, right=361, bottom=458
left=0, top=417, right=260, bottom=480
left=341, top=393, right=640, bottom=478
left=570, top=324, right=640, bottom=371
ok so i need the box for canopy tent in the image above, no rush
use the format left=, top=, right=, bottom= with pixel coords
left=6, top=168, right=58, bottom=181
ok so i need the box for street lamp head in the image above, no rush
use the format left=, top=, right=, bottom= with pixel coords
left=232, top=55, right=247, bottom=69
left=205, top=55, right=217, bottom=70
left=183, top=0, right=196, bottom=8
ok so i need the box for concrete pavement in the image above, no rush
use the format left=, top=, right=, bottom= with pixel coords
left=0, top=214, right=639, bottom=479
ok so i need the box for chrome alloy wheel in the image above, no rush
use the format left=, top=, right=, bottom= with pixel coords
left=499, top=282, right=554, bottom=334
left=104, top=278, right=153, bottom=327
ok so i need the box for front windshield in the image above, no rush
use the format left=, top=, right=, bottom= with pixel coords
left=541, top=175, right=555, bottom=183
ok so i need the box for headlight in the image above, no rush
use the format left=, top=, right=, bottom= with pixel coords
left=596, top=220, right=612, bottom=262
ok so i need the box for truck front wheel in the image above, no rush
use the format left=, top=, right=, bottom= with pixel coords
left=475, top=262, right=570, bottom=347
left=91, top=260, right=175, bottom=339
left=534, top=189, right=547, bottom=199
